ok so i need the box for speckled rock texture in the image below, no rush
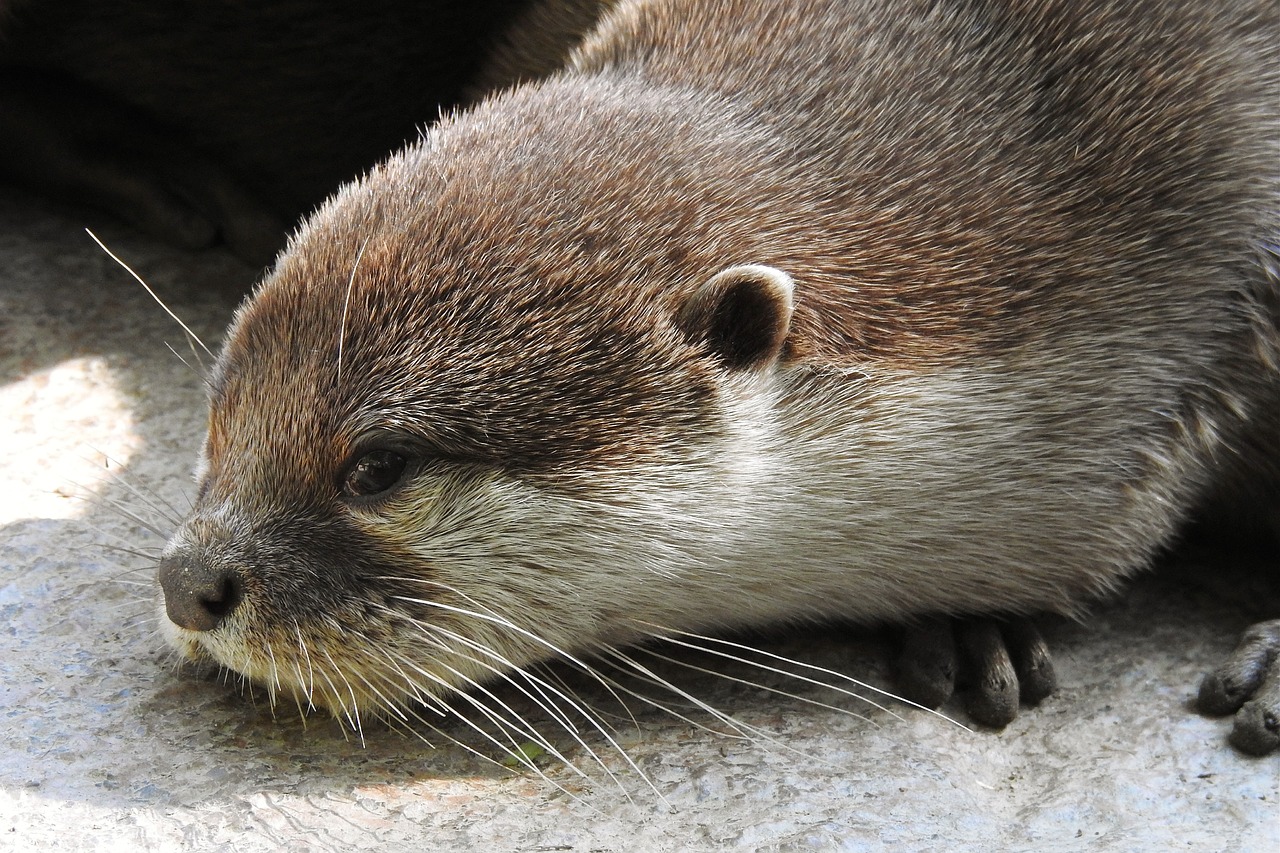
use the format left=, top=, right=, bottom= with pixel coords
left=0, top=189, right=1275, bottom=852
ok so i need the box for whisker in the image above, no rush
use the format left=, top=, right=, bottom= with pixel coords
left=412, top=677, right=584, bottom=797
left=436, top=662, right=588, bottom=781
left=75, top=515, right=165, bottom=556
left=386, top=580, right=641, bottom=716
left=287, top=647, right=311, bottom=723
left=602, top=647, right=841, bottom=768
left=318, top=647, right=365, bottom=743
left=392, top=622, right=631, bottom=792
left=263, top=638, right=284, bottom=708
left=103, top=577, right=155, bottom=590
left=292, top=620, right=318, bottom=710
left=638, top=624, right=968, bottom=731
left=532, top=663, right=643, bottom=736
left=162, top=339, right=207, bottom=386
left=86, top=228, right=214, bottom=360
left=386, top=594, right=665, bottom=801
left=587, top=659, right=752, bottom=740
left=122, top=611, right=161, bottom=630
left=407, top=696, right=591, bottom=783
left=398, top=698, right=595, bottom=799
left=372, top=650, right=449, bottom=718
left=81, top=449, right=189, bottom=527
left=346, top=667, right=413, bottom=724
left=375, top=639, right=582, bottom=777
left=77, top=490, right=173, bottom=541
left=635, top=645, right=874, bottom=727
left=398, top=616, right=585, bottom=735
left=97, top=543, right=161, bottom=562
left=104, top=597, right=152, bottom=615
left=335, top=238, right=370, bottom=388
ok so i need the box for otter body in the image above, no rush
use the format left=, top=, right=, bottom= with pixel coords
left=157, top=0, right=1280, bottom=751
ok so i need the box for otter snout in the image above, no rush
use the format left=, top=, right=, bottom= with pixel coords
left=157, top=555, right=242, bottom=632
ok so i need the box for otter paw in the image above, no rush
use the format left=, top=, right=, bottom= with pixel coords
left=896, top=615, right=1057, bottom=728
left=1198, top=619, right=1280, bottom=756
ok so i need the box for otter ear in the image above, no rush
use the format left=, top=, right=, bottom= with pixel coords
left=676, top=264, right=794, bottom=370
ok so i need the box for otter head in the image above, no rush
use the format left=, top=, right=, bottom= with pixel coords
left=155, top=78, right=807, bottom=721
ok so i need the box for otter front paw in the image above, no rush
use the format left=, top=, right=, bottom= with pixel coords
left=896, top=616, right=1057, bottom=728
left=1198, top=619, right=1280, bottom=756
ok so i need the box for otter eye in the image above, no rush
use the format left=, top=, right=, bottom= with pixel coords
left=343, top=450, right=408, bottom=498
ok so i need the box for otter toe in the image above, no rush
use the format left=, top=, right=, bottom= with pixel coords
left=1199, top=619, right=1280, bottom=755
left=896, top=615, right=1058, bottom=728
left=896, top=618, right=958, bottom=710
left=955, top=620, right=1020, bottom=728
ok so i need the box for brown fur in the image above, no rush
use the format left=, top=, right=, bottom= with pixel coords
left=158, top=0, right=1278, bottom=739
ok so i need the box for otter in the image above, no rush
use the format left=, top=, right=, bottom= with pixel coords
left=155, top=0, right=1279, bottom=756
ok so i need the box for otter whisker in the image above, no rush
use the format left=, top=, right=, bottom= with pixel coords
left=377, top=652, right=450, bottom=718
left=390, top=593, right=626, bottom=687
left=407, top=701, right=606, bottom=799
left=263, top=638, right=284, bottom=708
left=602, top=647, right=837, bottom=767
left=386, top=596, right=664, bottom=797
left=71, top=486, right=178, bottom=544
left=395, top=624, right=637, bottom=793
left=390, top=697, right=593, bottom=797
left=400, top=615, right=588, bottom=735
left=335, top=238, right=369, bottom=388
left=362, top=660, right=448, bottom=723
left=81, top=451, right=189, bottom=528
left=411, top=682, right=587, bottom=799
left=586, top=660, right=754, bottom=740
left=376, top=640, right=584, bottom=779
left=292, top=621, right=318, bottom=711
left=634, top=645, right=876, bottom=727
left=434, top=663, right=589, bottom=783
left=388, top=580, right=644, bottom=713
left=318, top=647, right=366, bottom=743
left=640, top=625, right=969, bottom=731
left=162, top=340, right=204, bottom=382
left=523, top=664, right=616, bottom=731
left=532, top=663, right=643, bottom=735
left=604, top=645, right=803, bottom=742
left=286, top=652, right=311, bottom=723
left=371, top=706, right=437, bottom=749
left=346, top=667, right=415, bottom=725
left=85, top=228, right=214, bottom=361
left=80, top=492, right=174, bottom=541
left=370, top=603, right=656, bottom=796
left=428, top=585, right=658, bottom=731
left=121, top=611, right=161, bottom=633
left=75, top=513, right=167, bottom=559
left=97, top=543, right=162, bottom=563
left=103, top=577, right=154, bottom=589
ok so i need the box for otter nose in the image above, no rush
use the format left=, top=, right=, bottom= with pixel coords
left=157, top=556, right=242, bottom=631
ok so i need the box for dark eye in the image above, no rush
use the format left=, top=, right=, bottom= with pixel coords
left=342, top=450, right=408, bottom=498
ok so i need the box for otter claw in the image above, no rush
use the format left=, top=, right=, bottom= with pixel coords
left=1199, top=619, right=1280, bottom=755
left=897, top=616, right=1057, bottom=728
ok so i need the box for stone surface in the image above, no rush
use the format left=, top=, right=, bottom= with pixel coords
left=0, top=189, right=1276, bottom=852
